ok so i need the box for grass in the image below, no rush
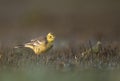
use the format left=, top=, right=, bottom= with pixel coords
left=0, top=41, right=120, bottom=81
left=0, top=41, right=119, bottom=70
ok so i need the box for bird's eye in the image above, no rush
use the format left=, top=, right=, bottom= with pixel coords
left=49, top=36, right=52, bottom=38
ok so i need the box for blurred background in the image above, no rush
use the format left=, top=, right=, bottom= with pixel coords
left=0, top=1, right=120, bottom=81
left=0, top=0, right=120, bottom=46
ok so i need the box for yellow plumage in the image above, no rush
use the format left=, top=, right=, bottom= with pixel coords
left=15, top=33, right=55, bottom=55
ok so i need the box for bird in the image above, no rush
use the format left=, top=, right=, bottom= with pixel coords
left=14, top=32, right=55, bottom=55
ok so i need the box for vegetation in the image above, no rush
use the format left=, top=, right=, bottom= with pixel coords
left=0, top=41, right=119, bottom=70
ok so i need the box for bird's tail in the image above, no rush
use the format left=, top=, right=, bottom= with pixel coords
left=14, top=45, right=25, bottom=48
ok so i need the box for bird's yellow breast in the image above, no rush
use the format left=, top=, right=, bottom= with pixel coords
left=33, top=42, right=53, bottom=55
left=33, top=45, right=45, bottom=55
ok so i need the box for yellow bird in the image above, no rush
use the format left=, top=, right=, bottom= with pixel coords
left=15, top=33, right=55, bottom=55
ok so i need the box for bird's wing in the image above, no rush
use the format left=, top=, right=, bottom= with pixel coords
left=25, top=37, right=46, bottom=46
left=31, top=36, right=45, bottom=42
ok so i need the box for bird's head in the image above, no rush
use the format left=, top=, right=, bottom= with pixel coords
left=46, top=32, right=55, bottom=43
